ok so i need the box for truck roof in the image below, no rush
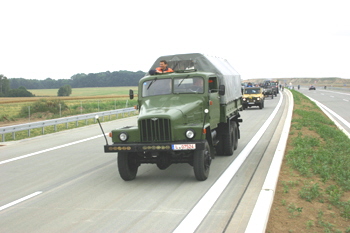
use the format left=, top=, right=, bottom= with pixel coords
left=149, top=53, right=242, bottom=104
left=149, top=53, right=239, bottom=75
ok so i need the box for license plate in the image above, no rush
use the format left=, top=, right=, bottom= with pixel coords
left=172, top=144, right=196, bottom=150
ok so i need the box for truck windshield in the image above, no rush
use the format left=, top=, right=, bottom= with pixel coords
left=142, top=79, right=172, bottom=97
left=174, top=77, right=204, bottom=93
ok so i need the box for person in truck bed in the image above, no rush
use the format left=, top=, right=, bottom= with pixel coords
left=155, top=60, right=174, bottom=73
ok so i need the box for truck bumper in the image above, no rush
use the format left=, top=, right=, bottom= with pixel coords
left=104, top=140, right=206, bottom=153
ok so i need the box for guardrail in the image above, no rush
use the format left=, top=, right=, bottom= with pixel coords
left=0, top=107, right=136, bottom=142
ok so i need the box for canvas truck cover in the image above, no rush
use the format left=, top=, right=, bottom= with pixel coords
left=149, top=53, right=242, bottom=104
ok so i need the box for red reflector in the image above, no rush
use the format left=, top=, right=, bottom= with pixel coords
left=202, top=128, right=206, bottom=134
left=109, top=132, right=112, bottom=137
left=209, top=100, right=213, bottom=105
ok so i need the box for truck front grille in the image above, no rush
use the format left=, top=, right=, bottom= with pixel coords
left=140, top=118, right=172, bottom=142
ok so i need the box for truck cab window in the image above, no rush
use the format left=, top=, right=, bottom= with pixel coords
left=174, top=77, right=204, bottom=93
left=142, top=79, right=172, bottom=97
left=209, top=77, right=218, bottom=92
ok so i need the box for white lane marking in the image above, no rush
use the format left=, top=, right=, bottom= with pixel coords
left=0, top=135, right=104, bottom=165
left=0, top=191, right=42, bottom=211
left=330, top=96, right=334, bottom=98
left=344, top=99, right=349, bottom=102
left=321, top=93, right=324, bottom=95
left=173, top=94, right=284, bottom=233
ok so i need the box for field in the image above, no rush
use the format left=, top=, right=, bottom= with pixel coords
left=0, top=87, right=138, bottom=127
left=28, top=86, right=137, bottom=97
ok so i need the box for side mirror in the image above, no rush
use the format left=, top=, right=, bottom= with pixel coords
left=219, top=85, right=225, bottom=95
left=129, top=89, right=134, bottom=100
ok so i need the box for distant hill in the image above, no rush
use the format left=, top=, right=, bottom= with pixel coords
left=243, top=78, right=350, bottom=87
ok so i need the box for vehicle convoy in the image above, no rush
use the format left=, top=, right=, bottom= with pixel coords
left=242, top=87, right=265, bottom=109
left=103, top=53, right=243, bottom=181
left=261, top=80, right=278, bottom=99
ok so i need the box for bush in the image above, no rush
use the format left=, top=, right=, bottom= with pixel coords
left=18, top=99, right=68, bottom=117
left=7, top=86, right=35, bottom=97
left=57, top=85, right=72, bottom=96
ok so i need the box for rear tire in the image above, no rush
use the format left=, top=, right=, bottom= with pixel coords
left=193, top=141, right=211, bottom=181
left=222, top=121, right=235, bottom=155
left=233, top=121, right=238, bottom=150
left=118, top=152, right=139, bottom=181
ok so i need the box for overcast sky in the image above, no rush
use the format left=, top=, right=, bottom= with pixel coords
left=1, top=0, right=350, bottom=80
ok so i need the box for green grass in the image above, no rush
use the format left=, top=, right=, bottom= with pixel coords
left=283, top=89, right=350, bottom=231
left=28, top=86, right=137, bottom=97
left=287, top=91, right=350, bottom=190
left=0, top=98, right=137, bottom=123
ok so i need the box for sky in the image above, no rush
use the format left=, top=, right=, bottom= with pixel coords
left=1, top=0, right=350, bottom=80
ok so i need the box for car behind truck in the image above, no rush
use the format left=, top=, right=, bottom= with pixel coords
left=103, top=53, right=243, bottom=181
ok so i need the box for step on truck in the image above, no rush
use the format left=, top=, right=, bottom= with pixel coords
left=103, top=53, right=243, bottom=181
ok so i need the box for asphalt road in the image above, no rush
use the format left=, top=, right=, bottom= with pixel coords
left=0, top=91, right=291, bottom=233
left=297, top=86, right=350, bottom=135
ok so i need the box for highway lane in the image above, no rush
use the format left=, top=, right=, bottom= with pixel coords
left=0, top=91, right=290, bottom=232
left=297, top=87, right=350, bottom=134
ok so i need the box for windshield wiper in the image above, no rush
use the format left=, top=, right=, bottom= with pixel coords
left=147, top=77, right=157, bottom=90
left=177, top=75, right=190, bottom=87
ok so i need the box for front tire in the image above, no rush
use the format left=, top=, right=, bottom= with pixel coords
left=118, top=152, right=139, bottom=181
left=193, top=141, right=211, bottom=181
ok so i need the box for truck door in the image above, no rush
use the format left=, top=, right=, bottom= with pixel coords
left=208, top=77, right=220, bottom=127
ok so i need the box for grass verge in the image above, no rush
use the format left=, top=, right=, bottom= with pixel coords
left=266, top=90, right=350, bottom=233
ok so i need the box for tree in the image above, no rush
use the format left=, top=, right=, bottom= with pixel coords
left=0, top=74, right=10, bottom=97
left=57, top=85, right=72, bottom=96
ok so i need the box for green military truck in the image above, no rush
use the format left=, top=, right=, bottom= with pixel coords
left=262, top=80, right=277, bottom=99
left=104, top=53, right=243, bottom=181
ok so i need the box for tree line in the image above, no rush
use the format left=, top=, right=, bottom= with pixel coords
left=0, top=70, right=146, bottom=97
left=9, top=70, right=146, bottom=89
left=0, top=74, right=34, bottom=97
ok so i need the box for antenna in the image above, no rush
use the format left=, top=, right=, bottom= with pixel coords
left=95, top=115, right=109, bottom=145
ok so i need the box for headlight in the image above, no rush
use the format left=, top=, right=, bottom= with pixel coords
left=243, top=98, right=246, bottom=101
left=257, top=97, right=260, bottom=100
left=119, top=132, right=128, bottom=141
left=185, top=130, right=195, bottom=139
